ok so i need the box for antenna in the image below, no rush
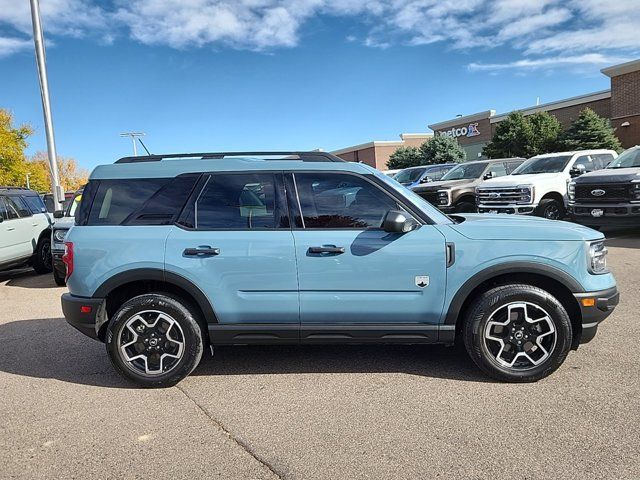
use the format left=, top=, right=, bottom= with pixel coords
left=120, top=132, right=146, bottom=156
left=138, top=138, right=152, bottom=155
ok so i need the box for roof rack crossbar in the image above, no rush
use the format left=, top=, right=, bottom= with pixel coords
left=115, top=151, right=345, bottom=164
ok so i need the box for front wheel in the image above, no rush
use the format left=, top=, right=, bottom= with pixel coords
left=455, top=201, right=477, bottom=213
left=463, top=284, right=572, bottom=382
left=106, top=293, right=204, bottom=387
left=32, top=236, right=53, bottom=274
left=535, top=198, right=565, bottom=220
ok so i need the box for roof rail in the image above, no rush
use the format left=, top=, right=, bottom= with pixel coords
left=115, top=151, right=346, bottom=164
left=0, top=186, right=30, bottom=190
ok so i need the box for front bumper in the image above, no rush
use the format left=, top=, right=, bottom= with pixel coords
left=477, top=203, right=537, bottom=215
left=61, top=293, right=106, bottom=341
left=569, top=203, right=640, bottom=226
left=574, top=286, right=619, bottom=344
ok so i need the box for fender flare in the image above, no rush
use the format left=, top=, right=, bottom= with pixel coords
left=93, top=268, right=217, bottom=323
left=444, top=261, right=584, bottom=325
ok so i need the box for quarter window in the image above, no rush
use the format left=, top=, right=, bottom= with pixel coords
left=293, top=173, right=399, bottom=229
left=189, top=174, right=279, bottom=230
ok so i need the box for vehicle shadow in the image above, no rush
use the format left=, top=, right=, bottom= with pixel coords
left=604, top=228, right=640, bottom=249
left=0, top=268, right=59, bottom=289
left=0, top=317, right=490, bottom=388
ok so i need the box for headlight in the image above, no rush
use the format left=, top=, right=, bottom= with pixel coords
left=587, top=240, right=608, bottom=274
left=568, top=182, right=576, bottom=201
left=53, top=229, right=68, bottom=242
left=437, top=189, right=451, bottom=206
left=517, top=184, right=534, bottom=204
left=632, top=181, right=640, bottom=202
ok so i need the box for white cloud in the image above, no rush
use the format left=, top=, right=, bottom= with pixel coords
left=0, top=36, right=31, bottom=57
left=0, top=0, right=638, bottom=73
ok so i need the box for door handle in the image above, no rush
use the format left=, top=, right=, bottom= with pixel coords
left=6, top=227, right=15, bottom=231
left=308, top=246, right=345, bottom=255
left=183, top=246, right=220, bottom=257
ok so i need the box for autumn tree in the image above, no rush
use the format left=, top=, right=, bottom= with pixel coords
left=29, top=151, right=89, bottom=192
left=0, top=109, right=33, bottom=187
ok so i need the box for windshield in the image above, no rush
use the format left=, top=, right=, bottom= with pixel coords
left=512, top=155, right=572, bottom=175
left=66, top=192, right=83, bottom=217
left=394, top=168, right=426, bottom=184
left=440, top=163, right=485, bottom=181
left=607, top=148, right=640, bottom=169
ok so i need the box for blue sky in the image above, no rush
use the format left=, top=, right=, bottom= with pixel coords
left=1, top=0, right=639, bottom=170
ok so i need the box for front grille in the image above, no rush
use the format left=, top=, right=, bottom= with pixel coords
left=575, top=183, right=630, bottom=203
left=477, top=187, right=528, bottom=205
left=420, top=191, right=439, bottom=205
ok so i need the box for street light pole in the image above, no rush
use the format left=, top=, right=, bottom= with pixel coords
left=120, top=132, right=146, bottom=156
left=30, top=0, right=63, bottom=210
left=26, top=173, right=31, bottom=189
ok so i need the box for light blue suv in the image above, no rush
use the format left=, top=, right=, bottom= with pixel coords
left=61, top=151, right=619, bottom=387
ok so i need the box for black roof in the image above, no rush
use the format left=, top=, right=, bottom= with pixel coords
left=115, top=151, right=345, bottom=164
left=0, top=186, right=40, bottom=196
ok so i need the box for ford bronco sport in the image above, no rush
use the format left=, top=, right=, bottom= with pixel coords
left=477, top=150, right=617, bottom=219
left=0, top=187, right=53, bottom=274
left=61, top=151, right=619, bottom=387
left=568, top=146, right=640, bottom=227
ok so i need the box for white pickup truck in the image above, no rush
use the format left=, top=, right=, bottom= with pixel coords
left=476, top=150, right=618, bottom=219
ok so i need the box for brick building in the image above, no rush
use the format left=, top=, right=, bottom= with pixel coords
left=428, top=59, right=640, bottom=160
left=331, top=133, right=432, bottom=171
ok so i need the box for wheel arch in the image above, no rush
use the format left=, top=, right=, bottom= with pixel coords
left=540, top=191, right=565, bottom=204
left=445, top=262, right=584, bottom=348
left=93, top=268, right=217, bottom=340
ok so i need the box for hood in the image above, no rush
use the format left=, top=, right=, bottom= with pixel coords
left=449, top=214, right=602, bottom=241
left=574, top=167, right=640, bottom=184
left=481, top=173, right=558, bottom=187
left=412, top=179, right=471, bottom=193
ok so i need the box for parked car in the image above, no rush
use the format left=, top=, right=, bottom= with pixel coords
left=42, top=191, right=75, bottom=213
left=393, top=164, right=457, bottom=188
left=477, top=150, right=618, bottom=219
left=0, top=187, right=52, bottom=274
left=62, top=151, right=618, bottom=387
left=413, top=158, right=524, bottom=213
left=382, top=169, right=401, bottom=177
left=51, top=188, right=83, bottom=286
left=568, top=146, right=640, bottom=227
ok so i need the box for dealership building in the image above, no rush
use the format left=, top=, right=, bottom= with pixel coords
left=333, top=59, right=640, bottom=169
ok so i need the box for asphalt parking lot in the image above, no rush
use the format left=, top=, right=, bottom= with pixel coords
left=1, top=228, right=639, bottom=479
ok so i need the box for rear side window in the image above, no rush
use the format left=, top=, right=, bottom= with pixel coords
left=8, top=196, right=31, bottom=217
left=0, top=196, right=9, bottom=220
left=181, top=173, right=281, bottom=230
left=87, top=178, right=171, bottom=225
left=22, top=195, right=47, bottom=214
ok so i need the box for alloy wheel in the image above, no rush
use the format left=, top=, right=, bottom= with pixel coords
left=117, top=310, right=185, bottom=376
left=544, top=204, right=561, bottom=220
left=483, top=302, right=557, bottom=370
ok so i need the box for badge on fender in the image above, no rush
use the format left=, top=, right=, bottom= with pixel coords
left=415, top=276, right=429, bottom=288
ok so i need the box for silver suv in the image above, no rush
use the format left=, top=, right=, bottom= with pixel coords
left=0, top=187, right=53, bottom=274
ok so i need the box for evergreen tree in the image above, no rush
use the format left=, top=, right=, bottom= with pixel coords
left=387, top=146, right=423, bottom=170
left=559, top=108, right=622, bottom=152
left=418, top=135, right=466, bottom=164
left=483, top=112, right=533, bottom=158
left=527, top=111, right=562, bottom=156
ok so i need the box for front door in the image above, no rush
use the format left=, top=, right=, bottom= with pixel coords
left=165, top=172, right=299, bottom=330
left=287, top=172, right=447, bottom=332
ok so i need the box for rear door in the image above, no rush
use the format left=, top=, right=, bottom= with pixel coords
left=0, top=196, right=33, bottom=263
left=165, top=172, right=299, bottom=329
left=287, top=171, right=447, bottom=332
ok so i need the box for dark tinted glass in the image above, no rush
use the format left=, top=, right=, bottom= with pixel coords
left=191, top=174, right=278, bottom=229
left=8, top=196, right=31, bottom=217
left=3, top=196, right=22, bottom=219
left=125, top=174, right=199, bottom=225
left=87, top=178, right=170, bottom=225
left=294, top=173, right=398, bottom=229
left=0, top=196, right=8, bottom=220
left=22, top=195, right=46, bottom=214
left=487, top=162, right=507, bottom=177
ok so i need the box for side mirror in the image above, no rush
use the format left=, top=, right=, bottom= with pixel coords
left=382, top=210, right=418, bottom=233
left=483, top=171, right=493, bottom=180
left=570, top=165, right=586, bottom=178
left=420, top=176, right=433, bottom=184
left=53, top=210, right=65, bottom=219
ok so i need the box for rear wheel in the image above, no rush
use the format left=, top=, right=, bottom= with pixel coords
left=463, top=284, right=572, bottom=382
left=32, top=236, right=53, bottom=274
left=535, top=198, right=565, bottom=220
left=53, top=267, right=66, bottom=286
left=106, top=293, right=204, bottom=387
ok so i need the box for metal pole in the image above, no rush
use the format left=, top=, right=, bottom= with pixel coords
left=120, top=132, right=145, bottom=156
left=30, top=0, right=63, bottom=210
left=131, top=136, right=138, bottom=156
left=26, top=173, right=31, bottom=189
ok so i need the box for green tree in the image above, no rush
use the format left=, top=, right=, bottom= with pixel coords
left=0, top=109, right=33, bottom=187
left=387, top=146, right=423, bottom=170
left=419, top=135, right=466, bottom=164
left=483, top=111, right=533, bottom=158
left=559, top=108, right=622, bottom=152
left=527, top=111, right=562, bottom=155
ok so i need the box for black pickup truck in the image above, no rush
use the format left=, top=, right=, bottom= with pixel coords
left=568, top=146, right=640, bottom=227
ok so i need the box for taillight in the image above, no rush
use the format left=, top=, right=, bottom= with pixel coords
left=62, top=242, right=74, bottom=282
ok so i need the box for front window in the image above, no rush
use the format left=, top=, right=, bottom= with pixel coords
left=22, top=195, right=47, bottom=214
left=607, top=148, right=640, bottom=169
left=512, top=155, right=572, bottom=175
left=440, top=162, right=486, bottom=181
left=293, top=173, right=400, bottom=229
left=394, top=168, right=426, bottom=184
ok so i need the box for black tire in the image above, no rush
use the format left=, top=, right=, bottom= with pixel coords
left=463, top=284, right=572, bottom=382
left=455, top=201, right=477, bottom=213
left=535, top=198, right=565, bottom=220
left=53, top=267, right=66, bottom=286
left=106, top=293, right=204, bottom=388
left=32, top=236, right=53, bottom=274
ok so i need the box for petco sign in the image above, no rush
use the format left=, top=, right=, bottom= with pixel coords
left=438, top=123, right=481, bottom=139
